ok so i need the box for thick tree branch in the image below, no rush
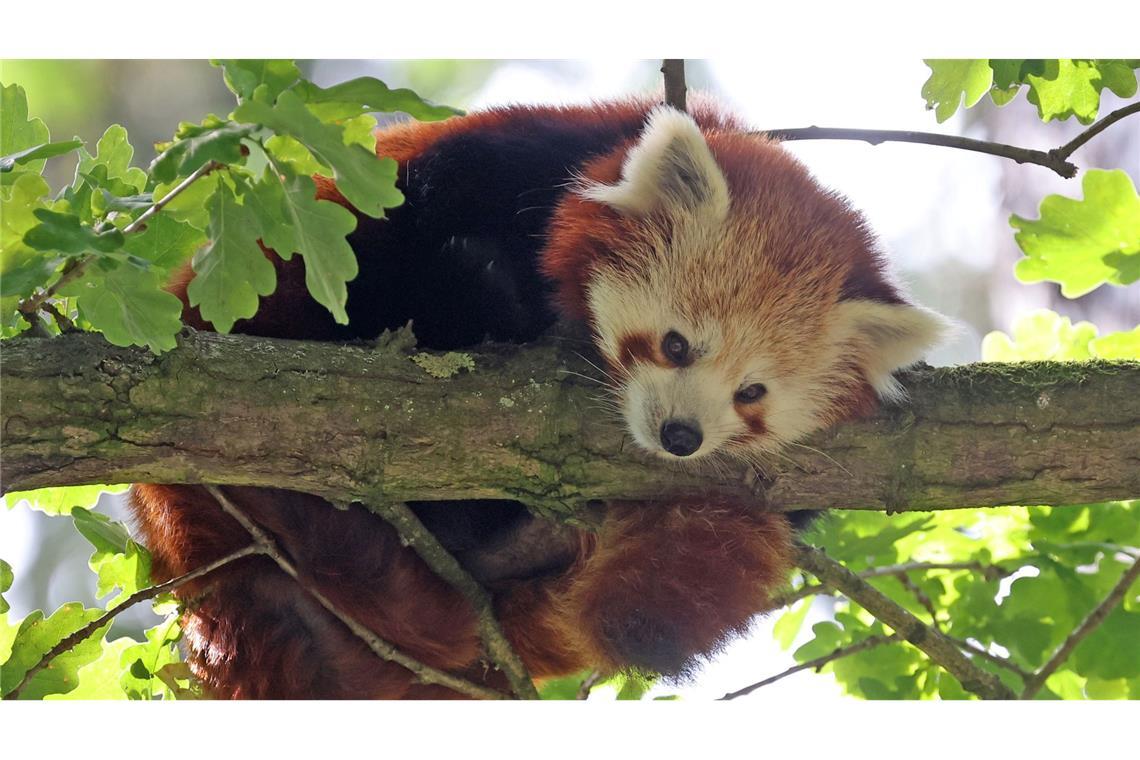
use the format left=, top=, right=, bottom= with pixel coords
left=203, top=486, right=507, bottom=700
left=1020, top=556, right=1140, bottom=699
left=3, top=543, right=263, bottom=701
left=795, top=545, right=1017, bottom=699
left=3, top=331, right=1137, bottom=515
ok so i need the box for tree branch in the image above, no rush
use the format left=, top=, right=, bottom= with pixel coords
left=2, top=331, right=1136, bottom=515
left=760, top=127, right=1080, bottom=178
left=1051, top=101, right=1140, bottom=161
left=795, top=545, right=1017, bottom=699
left=3, top=542, right=263, bottom=701
left=720, top=633, right=900, bottom=700
left=359, top=500, right=539, bottom=699
left=661, top=59, right=687, bottom=111
left=1020, top=556, right=1140, bottom=699
left=202, top=486, right=508, bottom=700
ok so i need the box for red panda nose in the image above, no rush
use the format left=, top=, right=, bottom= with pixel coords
left=660, top=420, right=703, bottom=457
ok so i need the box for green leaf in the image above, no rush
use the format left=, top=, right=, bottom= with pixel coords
left=981, top=310, right=1098, bottom=361
left=921, top=60, right=993, bottom=122
left=24, top=208, right=126, bottom=255
left=1072, top=609, right=1140, bottom=680
left=255, top=170, right=359, bottom=324
left=44, top=637, right=134, bottom=700
left=58, top=261, right=185, bottom=353
left=213, top=59, right=301, bottom=103
left=293, top=77, right=462, bottom=121
left=1024, top=60, right=1139, bottom=124
left=538, top=670, right=593, bottom=700
left=1, top=603, right=108, bottom=699
left=71, top=507, right=132, bottom=554
left=1090, top=327, right=1140, bottom=360
left=0, top=559, right=12, bottom=615
left=772, top=596, right=813, bottom=650
left=74, top=125, right=147, bottom=193
left=1011, top=170, right=1140, bottom=298
left=72, top=508, right=152, bottom=605
left=263, top=135, right=329, bottom=175
left=2, top=484, right=129, bottom=516
left=233, top=91, right=402, bottom=218
left=1, top=172, right=64, bottom=298
left=186, top=179, right=276, bottom=333
left=120, top=616, right=183, bottom=700
left=123, top=212, right=206, bottom=274
left=0, top=83, right=50, bottom=183
left=0, top=139, right=84, bottom=174
left=151, top=173, right=219, bottom=230
left=150, top=118, right=253, bottom=184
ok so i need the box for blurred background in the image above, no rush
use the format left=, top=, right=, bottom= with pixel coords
left=1, top=59, right=1137, bottom=700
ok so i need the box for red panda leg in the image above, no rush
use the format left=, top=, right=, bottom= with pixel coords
left=497, top=501, right=795, bottom=678
left=130, top=485, right=485, bottom=698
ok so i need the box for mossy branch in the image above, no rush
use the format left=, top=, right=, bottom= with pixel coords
left=1, top=330, right=1138, bottom=517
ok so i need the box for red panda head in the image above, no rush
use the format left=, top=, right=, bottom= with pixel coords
left=543, top=106, right=950, bottom=463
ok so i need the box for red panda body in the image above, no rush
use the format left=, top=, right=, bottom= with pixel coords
left=132, top=99, right=946, bottom=698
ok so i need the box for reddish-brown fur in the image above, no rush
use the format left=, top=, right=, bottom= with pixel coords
left=133, top=100, right=896, bottom=699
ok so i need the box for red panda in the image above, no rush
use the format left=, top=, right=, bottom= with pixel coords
left=130, top=99, right=948, bottom=698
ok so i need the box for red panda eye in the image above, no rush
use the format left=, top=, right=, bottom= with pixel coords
left=734, top=383, right=767, bottom=403
left=662, top=331, right=689, bottom=365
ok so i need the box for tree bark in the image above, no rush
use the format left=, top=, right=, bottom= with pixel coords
left=2, top=330, right=1137, bottom=517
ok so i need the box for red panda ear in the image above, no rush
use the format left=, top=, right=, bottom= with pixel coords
left=834, top=300, right=953, bottom=402
left=581, top=107, right=730, bottom=220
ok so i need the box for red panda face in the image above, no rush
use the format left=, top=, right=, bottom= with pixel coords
left=559, top=107, right=950, bottom=464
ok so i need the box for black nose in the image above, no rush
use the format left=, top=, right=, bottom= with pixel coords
left=660, top=420, right=703, bottom=457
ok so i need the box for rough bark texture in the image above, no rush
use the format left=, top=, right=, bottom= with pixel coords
left=2, top=330, right=1138, bottom=517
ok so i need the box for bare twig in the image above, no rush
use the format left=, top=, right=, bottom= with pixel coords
left=1021, top=556, right=1140, bottom=699
left=4, top=543, right=263, bottom=701
left=1051, top=101, right=1140, bottom=161
left=359, top=500, right=539, bottom=699
left=767, top=560, right=1009, bottom=610
left=576, top=670, right=603, bottom=700
left=760, top=127, right=1080, bottom=178
left=721, top=633, right=900, bottom=700
left=943, top=635, right=1033, bottom=681
left=15, top=160, right=221, bottom=320
left=795, top=544, right=1016, bottom=699
left=661, top=59, right=687, bottom=112
left=203, top=486, right=507, bottom=700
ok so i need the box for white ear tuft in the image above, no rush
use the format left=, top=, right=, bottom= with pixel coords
left=580, top=106, right=729, bottom=220
left=834, top=300, right=954, bottom=402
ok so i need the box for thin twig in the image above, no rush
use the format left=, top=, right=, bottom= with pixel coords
left=204, top=486, right=507, bottom=700
left=359, top=500, right=539, bottom=699
left=1051, top=101, right=1140, bottom=160
left=767, top=560, right=1008, bottom=610
left=795, top=544, right=1016, bottom=699
left=721, top=633, right=900, bottom=700
left=4, top=543, right=263, bottom=701
left=942, top=634, right=1033, bottom=681
left=576, top=670, right=603, bottom=700
left=661, top=59, right=687, bottom=112
left=1021, top=556, right=1140, bottom=699
left=15, top=159, right=221, bottom=320
left=760, top=126, right=1080, bottom=178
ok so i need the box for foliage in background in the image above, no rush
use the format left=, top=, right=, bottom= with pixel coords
left=1, top=59, right=1138, bottom=700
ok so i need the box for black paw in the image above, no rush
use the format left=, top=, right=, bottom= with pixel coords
left=600, top=608, right=692, bottom=676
